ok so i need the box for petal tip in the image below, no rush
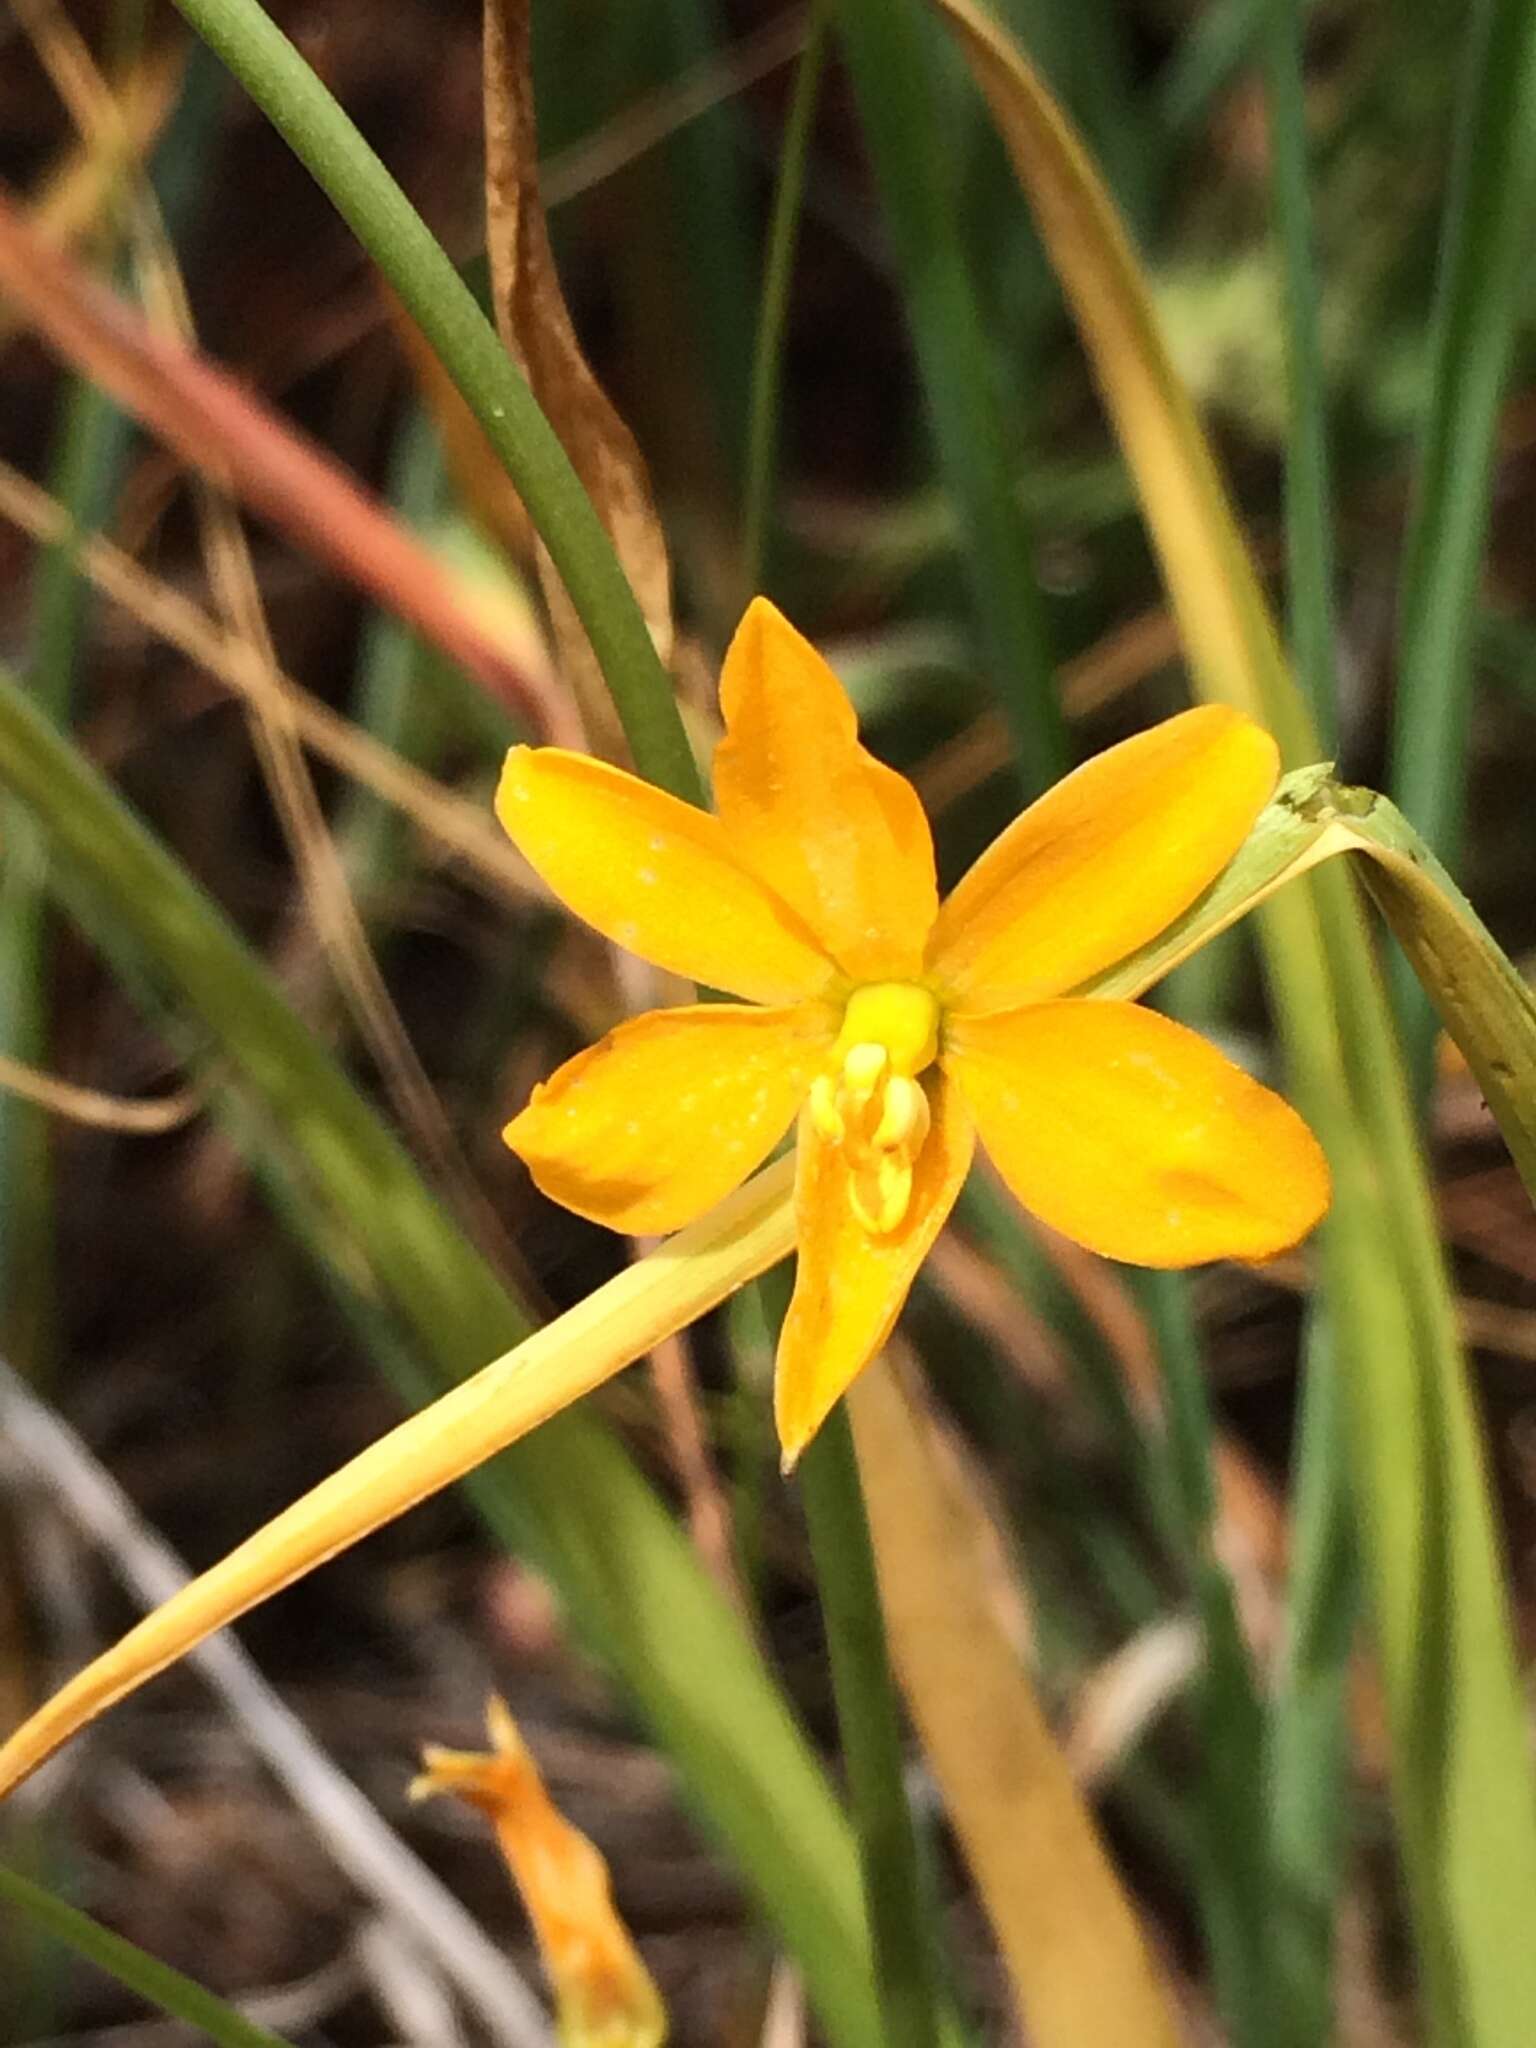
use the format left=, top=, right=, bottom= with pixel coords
left=774, top=1368, right=832, bottom=1476
left=722, top=594, right=805, bottom=692
left=493, top=744, right=537, bottom=834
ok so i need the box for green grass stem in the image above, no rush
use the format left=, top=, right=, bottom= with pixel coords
left=742, top=7, right=829, bottom=592
left=834, top=0, right=1065, bottom=793
left=0, top=1865, right=293, bottom=2048
left=1388, top=0, right=1536, bottom=1096
left=161, top=0, right=700, bottom=803
left=0, top=662, right=883, bottom=2048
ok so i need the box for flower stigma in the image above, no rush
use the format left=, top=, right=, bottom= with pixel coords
left=809, top=982, right=941, bottom=1235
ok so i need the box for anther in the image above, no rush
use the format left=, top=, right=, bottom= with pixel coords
left=872, top=1075, right=929, bottom=1153
left=840, top=1042, right=888, bottom=1106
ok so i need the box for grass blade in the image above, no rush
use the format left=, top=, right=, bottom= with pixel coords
left=1333, top=787, right=1536, bottom=1205
left=159, top=0, right=699, bottom=800
left=0, top=662, right=883, bottom=2048
left=1388, top=0, right=1536, bottom=1092
left=834, top=0, right=1065, bottom=791
left=0, top=1865, right=293, bottom=2048
left=743, top=6, right=829, bottom=591
left=922, top=7, right=1536, bottom=2038
left=1264, top=1319, right=1357, bottom=2048
left=1255, top=20, right=1352, bottom=2031
left=0, top=377, right=124, bottom=1382
left=849, top=1359, right=1183, bottom=2047
left=1262, top=0, right=1339, bottom=745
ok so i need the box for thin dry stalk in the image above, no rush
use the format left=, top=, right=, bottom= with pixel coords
left=15, top=0, right=535, bottom=1281
left=0, top=1049, right=199, bottom=1134
left=0, top=458, right=540, bottom=912
left=0, top=1356, right=556, bottom=2048
left=912, top=606, right=1187, bottom=814
left=0, top=191, right=582, bottom=743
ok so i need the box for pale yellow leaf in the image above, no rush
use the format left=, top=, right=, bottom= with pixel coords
left=848, top=1358, right=1183, bottom=2048
left=0, top=1161, right=795, bottom=1799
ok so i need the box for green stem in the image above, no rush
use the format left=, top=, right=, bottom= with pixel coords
left=834, top=0, right=1064, bottom=792
left=0, top=663, right=882, bottom=2048
left=1, top=379, right=123, bottom=1381
left=742, top=6, right=829, bottom=592
left=161, top=0, right=701, bottom=803
left=1264, top=1318, right=1356, bottom=2048
left=799, top=1404, right=946, bottom=2048
left=1262, top=0, right=1338, bottom=748
left=0, top=1865, right=293, bottom=2048
left=1387, top=0, right=1536, bottom=1095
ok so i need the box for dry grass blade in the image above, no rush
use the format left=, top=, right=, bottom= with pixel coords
left=482, top=0, right=674, bottom=756
left=0, top=40, right=182, bottom=332
left=0, top=1358, right=556, bottom=2048
left=848, top=1357, right=1183, bottom=2048
left=13, top=0, right=535, bottom=1279
left=0, top=1050, right=199, bottom=1134
left=0, top=190, right=582, bottom=746
left=0, top=458, right=540, bottom=914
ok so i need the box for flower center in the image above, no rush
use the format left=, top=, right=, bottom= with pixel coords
left=808, top=983, right=941, bottom=1235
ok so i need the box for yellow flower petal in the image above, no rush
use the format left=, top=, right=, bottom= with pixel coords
left=713, top=597, right=938, bottom=980
left=505, top=1003, right=836, bottom=1234
left=776, top=1069, right=974, bottom=1464
left=945, top=999, right=1330, bottom=1265
left=927, top=706, right=1279, bottom=1010
left=497, top=746, right=837, bottom=1004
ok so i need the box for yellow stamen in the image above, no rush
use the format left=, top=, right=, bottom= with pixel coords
left=817, top=984, right=940, bottom=1235
left=873, top=1074, right=929, bottom=1151
left=841, top=1040, right=889, bottom=1105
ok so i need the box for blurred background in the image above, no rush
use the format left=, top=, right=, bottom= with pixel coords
left=2, top=0, right=1536, bottom=2041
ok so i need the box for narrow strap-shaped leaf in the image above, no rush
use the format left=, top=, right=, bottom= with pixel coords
left=158, top=0, right=700, bottom=800
left=922, top=8, right=1536, bottom=2039
left=1325, top=788, right=1536, bottom=1205
left=0, top=1161, right=794, bottom=1802
left=0, top=664, right=880, bottom=2048
left=1389, top=0, right=1536, bottom=1092
left=0, top=1865, right=294, bottom=2048
left=849, top=1358, right=1184, bottom=2047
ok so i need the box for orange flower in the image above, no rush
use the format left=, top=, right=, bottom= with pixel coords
left=413, top=1698, right=666, bottom=2048
left=498, top=599, right=1329, bottom=1462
